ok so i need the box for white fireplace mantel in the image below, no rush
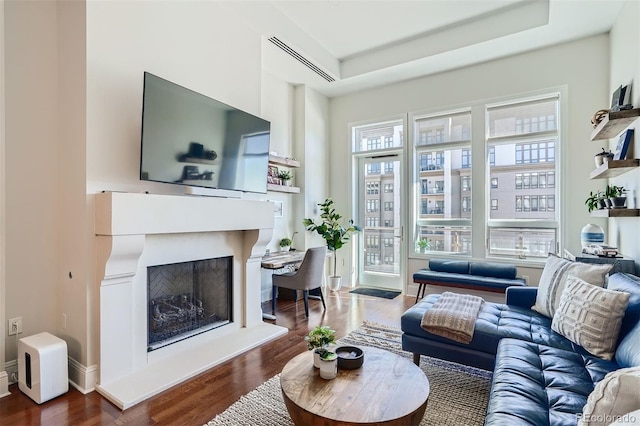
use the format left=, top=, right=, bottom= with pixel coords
left=94, top=191, right=287, bottom=409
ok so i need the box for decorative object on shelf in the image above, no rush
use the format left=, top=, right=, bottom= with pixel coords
left=416, top=238, right=430, bottom=254
left=278, top=170, right=293, bottom=186
left=591, top=109, right=610, bottom=128
left=613, top=129, right=634, bottom=160
left=585, top=191, right=606, bottom=212
left=319, top=351, right=338, bottom=379
left=607, top=184, right=627, bottom=209
left=305, top=325, right=336, bottom=368
left=303, top=199, right=361, bottom=292
left=279, top=237, right=292, bottom=252
left=336, top=346, right=364, bottom=370
left=610, top=84, right=633, bottom=112
left=580, top=224, right=605, bottom=249
left=267, top=165, right=280, bottom=185
left=594, top=148, right=614, bottom=167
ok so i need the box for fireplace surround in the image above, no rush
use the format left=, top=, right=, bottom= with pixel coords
left=95, top=192, right=287, bottom=409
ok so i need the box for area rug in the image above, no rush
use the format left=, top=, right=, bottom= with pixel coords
left=349, top=287, right=401, bottom=299
left=205, top=322, right=492, bottom=426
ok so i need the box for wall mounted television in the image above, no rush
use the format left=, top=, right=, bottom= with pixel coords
left=140, top=72, right=271, bottom=194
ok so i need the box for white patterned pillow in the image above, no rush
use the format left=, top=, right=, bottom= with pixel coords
left=532, top=254, right=612, bottom=318
left=579, top=367, right=640, bottom=426
left=551, top=276, right=630, bottom=360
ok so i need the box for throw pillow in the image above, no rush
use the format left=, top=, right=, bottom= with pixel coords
left=532, top=254, right=612, bottom=318
left=552, top=276, right=630, bottom=360
left=579, top=367, right=640, bottom=426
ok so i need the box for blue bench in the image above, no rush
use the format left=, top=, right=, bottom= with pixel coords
left=413, top=259, right=526, bottom=302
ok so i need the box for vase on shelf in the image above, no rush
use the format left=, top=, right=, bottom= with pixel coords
left=580, top=224, right=605, bottom=249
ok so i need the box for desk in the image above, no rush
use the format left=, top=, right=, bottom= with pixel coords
left=261, top=250, right=305, bottom=270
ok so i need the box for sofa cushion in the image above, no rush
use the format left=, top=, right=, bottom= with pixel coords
left=428, top=259, right=469, bottom=274
left=532, top=254, right=612, bottom=318
left=469, top=261, right=517, bottom=280
left=485, top=338, right=620, bottom=426
left=579, top=367, right=640, bottom=426
left=552, top=276, right=630, bottom=360
left=402, top=294, right=582, bottom=359
left=616, top=321, right=640, bottom=368
left=607, top=273, right=640, bottom=342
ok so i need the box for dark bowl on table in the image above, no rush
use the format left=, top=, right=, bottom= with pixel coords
left=335, top=346, right=364, bottom=369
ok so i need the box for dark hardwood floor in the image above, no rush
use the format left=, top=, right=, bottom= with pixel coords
left=0, top=288, right=414, bottom=425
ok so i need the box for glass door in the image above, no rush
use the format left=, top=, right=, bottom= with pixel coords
left=357, top=156, right=404, bottom=290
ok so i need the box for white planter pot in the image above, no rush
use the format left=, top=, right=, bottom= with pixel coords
left=313, top=350, right=321, bottom=368
left=328, top=276, right=342, bottom=292
left=280, top=246, right=290, bottom=252
left=319, top=356, right=337, bottom=379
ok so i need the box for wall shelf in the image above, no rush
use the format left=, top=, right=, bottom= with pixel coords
left=268, top=154, right=300, bottom=168
left=179, top=157, right=219, bottom=165
left=591, top=108, right=640, bottom=141
left=590, top=159, right=640, bottom=179
left=590, top=208, right=640, bottom=217
left=267, top=183, right=301, bottom=194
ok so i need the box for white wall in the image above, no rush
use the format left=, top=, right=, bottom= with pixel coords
left=3, top=0, right=300, bottom=388
left=608, top=0, right=640, bottom=274
left=330, top=35, right=612, bottom=289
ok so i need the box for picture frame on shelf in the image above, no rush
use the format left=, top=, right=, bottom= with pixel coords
left=613, top=129, right=634, bottom=160
left=267, top=165, right=280, bottom=185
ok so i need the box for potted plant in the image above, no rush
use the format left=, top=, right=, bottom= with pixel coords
left=279, top=237, right=292, bottom=252
left=585, top=190, right=606, bottom=212
left=607, top=184, right=627, bottom=208
left=278, top=170, right=293, bottom=186
left=594, top=148, right=614, bottom=167
left=318, top=351, right=338, bottom=379
left=416, top=238, right=430, bottom=254
left=304, top=325, right=336, bottom=368
left=303, top=198, right=361, bottom=291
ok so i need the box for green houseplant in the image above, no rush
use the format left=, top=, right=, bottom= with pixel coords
left=303, top=198, right=361, bottom=291
left=585, top=191, right=606, bottom=213
left=305, top=325, right=336, bottom=368
left=416, top=238, right=430, bottom=254
left=607, top=184, right=627, bottom=209
left=279, top=237, right=292, bottom=252
left=278, top=170, right=293, bottom=186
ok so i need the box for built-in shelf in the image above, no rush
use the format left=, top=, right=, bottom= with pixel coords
left=590, top=208, right=640, bottom=217
left=267, top=183, right=301, bottom=194
left=590, top=159, right=640, bottom=179
left=268, top=154, right=300, bottom=168
left=179, top=157, right=219, bottom=165
left=591, top=108, right=640, bottom=141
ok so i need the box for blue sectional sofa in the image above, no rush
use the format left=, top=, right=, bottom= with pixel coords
left=412, top=259, right=526, bottom=302
left=401, top=272, right=640, bottom=425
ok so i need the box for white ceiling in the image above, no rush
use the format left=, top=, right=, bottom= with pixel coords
left=227, top=0, right=627, bottom=97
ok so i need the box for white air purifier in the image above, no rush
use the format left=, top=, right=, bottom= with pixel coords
left=18, top=332, right=69, bottom=404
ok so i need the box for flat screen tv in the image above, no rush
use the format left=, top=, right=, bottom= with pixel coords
left=140, top=72, right=271, bottom=194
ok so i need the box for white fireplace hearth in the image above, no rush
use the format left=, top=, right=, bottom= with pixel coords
left=94, top=192, right=287, bottom=409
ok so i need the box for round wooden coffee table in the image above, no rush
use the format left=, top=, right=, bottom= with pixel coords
left=280, top=346, right=430, bottom=425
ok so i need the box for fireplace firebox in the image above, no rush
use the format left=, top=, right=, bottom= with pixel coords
left=147, top=256, right=232, bottom=351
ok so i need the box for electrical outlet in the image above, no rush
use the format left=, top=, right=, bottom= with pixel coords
left=8, top=317, right=23, bottom=336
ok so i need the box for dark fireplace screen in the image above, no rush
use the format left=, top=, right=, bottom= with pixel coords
left=147, top=256, right=232, bottom=351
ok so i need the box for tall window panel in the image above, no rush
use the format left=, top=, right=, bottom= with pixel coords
left=414, top=111, right=472, bottom=256
left=487, top=96, right=559, bottom=259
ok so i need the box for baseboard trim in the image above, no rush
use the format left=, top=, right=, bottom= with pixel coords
left=68, top=357, right=98, bottom=394
left=0, top=371, right=10, bottom=398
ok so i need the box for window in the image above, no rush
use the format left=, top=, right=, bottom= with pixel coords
left=384, top=201, right=394, bottom=211
left=384, top=162, right=394, bottom=174
left=487, top=95, right=559, bottom=259
left=365, top=217, right=379, bottom=227
left=366, top=163, right=381, bottom=175
left=366, top=199, right=379, bottom=212
left=384, top=220, right=394, bottom=227
left=414, top=110, right=472, bottom=254
left=489, top=146, right=495, bottom=166
left=384, top=136, right=393, bottom=148
left=366, top=137, right=381, bottom=151
left=491, top=178, right=498, bottom=189
left=384, top=183, right=394, bottom=193
left=366, top=182, right=379, bottom=194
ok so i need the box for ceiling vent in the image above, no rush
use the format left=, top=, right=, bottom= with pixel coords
left=268, top=36, right=335, bottom=83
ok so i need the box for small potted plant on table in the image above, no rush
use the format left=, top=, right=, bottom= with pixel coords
left=279, top=238, right=292, bottom=252
left=416, top=238, right=430, bottom=254
left=305, top=325, right=336, bottom=369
